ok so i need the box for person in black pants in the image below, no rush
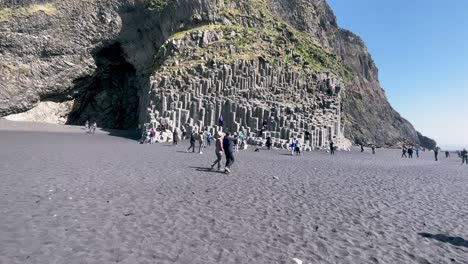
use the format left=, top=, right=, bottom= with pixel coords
left=223, top=132, right=235, bottom=174
left=186, top=131, right=196, bottom=153
left=434, top=147, right=439, bottom=161
left=408, top=147, right=413, bottom=158
left=461, top=148, right=467, bottom=164
left=266, top=136, right=272, bottom=150
left=329, top=141, right=335, bottom=155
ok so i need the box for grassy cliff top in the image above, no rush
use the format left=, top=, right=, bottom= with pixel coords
left=151, top=0, right=353, bottom=80
left=0, top=3, right=58, bottom=23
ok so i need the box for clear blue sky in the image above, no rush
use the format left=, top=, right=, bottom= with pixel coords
left=327, top=0, right=468, bottom=149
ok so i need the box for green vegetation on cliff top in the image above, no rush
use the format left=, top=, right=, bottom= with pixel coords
left=154, top=0, right=352, bottom=80
left=142, top=0, right=174, bottom=12
left=0, top=3, right=58, bottom=23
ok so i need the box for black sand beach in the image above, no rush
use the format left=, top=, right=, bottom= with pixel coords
left=1, top=122, right=467, bottom=264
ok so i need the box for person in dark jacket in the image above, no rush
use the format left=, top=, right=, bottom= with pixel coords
left=266, top=136, right=272, bottom=150
left=408, top=147, right=414, bottom=158
left=186, top=131, right=196, bottom=153
left=434, top=147, right=439, bottom=161
left=218, top=115, right=224, bottom=127
left=173, top=129, right=179, bottom=145
left=223, top=132, right=235, bottom=174
left=461, top=148, right=467, bottom=164
left=329, top=141, right=335, bottom=155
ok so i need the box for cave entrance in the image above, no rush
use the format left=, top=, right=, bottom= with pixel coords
left=67, top=42, right=139, bottom=129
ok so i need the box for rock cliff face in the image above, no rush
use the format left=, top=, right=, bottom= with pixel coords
left=0, top=0, right=435, bottom=148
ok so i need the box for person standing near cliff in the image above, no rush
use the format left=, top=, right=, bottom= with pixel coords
left=92, top=122, right=97, bottom=134
left=218, top=115, right=224, bottom=127
left=149, top=128, right=156, bottom=144
left=371, top=145, right=376, bottom=155
left=198, top=131, right=205, bottom=154
left=181, top=126, right=187, bottom=140
left=329, top=141, right=335, bottom=155
left=211, top=132, right=224, bottom=171
left=266, top=136, right=272, bottom=150
left=416, top=148, right=419, bottom=158
left=434, top=147, right=440, bottom=161
left=461, top=148, right=467, bottom=165
left=187, top=131, right=196, bottom=153
left=304, top=131, right=310, bottom=146
left=173, top=129, right=179, bottom=145
left=223, top=132, right=235, bottom=174
left=401, top=146, right=407, bottom=158
left=360, top=144, right=365, bottom=153
left=238, top=131, right=245, bottom=150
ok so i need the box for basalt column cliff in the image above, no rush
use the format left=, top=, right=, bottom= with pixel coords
left=0, top=0, right=436, bottom=149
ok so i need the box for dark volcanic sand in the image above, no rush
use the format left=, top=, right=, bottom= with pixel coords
left=0, top=123, right=467, bottom=264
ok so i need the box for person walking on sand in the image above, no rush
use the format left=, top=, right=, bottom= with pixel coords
left=198, top=131, right=205, bottom=154
left=416, top=148, right=419, bottom=158
left=91, top=122, right=97, bottom=134
left=173, top=129, right=179, bottom=145
left=445, top=151, right=450, bottom=158
left=329, top=141, right=335, bottom=155
left=211, top=132, right=224, bottom=171
left=434, top=147, right=440, bottom=161
left=401, top=146, right=407, bottom=158
left=408, top=147, right=414, bottom=159
left=461, top=148, right=467, bottom=165
left=223, top=132, right=235, bottom=174
left=371, top=145, right=376, bottom=155
left=290, top=138, right=297, bottom=156
left=84, top=120, right=89, bottom=130
left=187, top=131, right=196, bottom=153
left=294, top=139, right=301, bottom=156
left=361, top=144, right=365, bottom=152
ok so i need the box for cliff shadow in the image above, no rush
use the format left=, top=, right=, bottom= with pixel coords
left=67, top=42, right=139, bottom=130
left=66, top=2, right=161, bottom=136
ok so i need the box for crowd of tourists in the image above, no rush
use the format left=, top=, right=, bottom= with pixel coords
left=136, top=115, right=467, bottom=171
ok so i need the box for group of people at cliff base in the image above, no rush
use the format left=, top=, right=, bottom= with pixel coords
left=186, top=130, right=246, bottom=155
left=401, top=146, right=420, bottom=159
left=401, top=146, right=468, bottom=164
left=84, top=120, right=97, bottom=134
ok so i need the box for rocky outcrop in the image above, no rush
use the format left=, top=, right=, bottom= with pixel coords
left=0, top=0, right=436, bottom=148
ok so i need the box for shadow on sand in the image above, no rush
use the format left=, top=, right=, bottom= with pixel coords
left=190, top=166, right=225, bottom=174
left=101, top=128, right=139, bottom=140
left=418, top=233, right=468, bottom=248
